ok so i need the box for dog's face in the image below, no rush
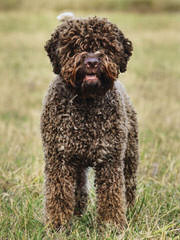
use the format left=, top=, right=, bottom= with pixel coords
left=62, top=50, right=118, bottom=98
left=45, top=17, right=133, bottom=98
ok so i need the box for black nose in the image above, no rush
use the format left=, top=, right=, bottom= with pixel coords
left=84, top=57, right=99, bottom=68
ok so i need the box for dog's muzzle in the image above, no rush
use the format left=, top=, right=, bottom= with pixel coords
left=70, top=51, right=118, bottom=98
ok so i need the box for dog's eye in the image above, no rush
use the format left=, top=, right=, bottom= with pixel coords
left=69, top=51, right=74, bottom=57
left=95, top=51, right=104, bottom=59
left=95, top=51, right=101, bottom=55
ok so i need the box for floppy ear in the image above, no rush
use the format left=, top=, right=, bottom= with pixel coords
left=44, top=29, right=61, bottom=74
left=119, top=37, right=133, bottom=73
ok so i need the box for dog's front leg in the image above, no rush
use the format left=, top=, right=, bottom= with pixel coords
left=95, top=163, right=127, bottom=230
left=44, top=162, right=76, bottom=230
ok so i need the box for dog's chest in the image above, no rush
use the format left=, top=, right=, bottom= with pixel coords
left=54, top=93, right=127, bottom=166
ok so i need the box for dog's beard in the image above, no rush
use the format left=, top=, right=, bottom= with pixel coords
left=74, top=69, right=113, bottom=98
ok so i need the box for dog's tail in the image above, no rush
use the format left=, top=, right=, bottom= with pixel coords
left=56, top=12, right=75, bottom=22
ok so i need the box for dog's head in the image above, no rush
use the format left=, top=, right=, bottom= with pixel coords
left=45, top=16, right=133, bottom=98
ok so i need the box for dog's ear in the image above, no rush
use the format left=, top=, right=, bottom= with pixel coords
left=44, top=29, right=61, bottom=74
left=119, top=36, right=133, bottom=73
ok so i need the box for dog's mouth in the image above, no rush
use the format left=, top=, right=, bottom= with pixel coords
left=83, top=74, right=99, bottom=85
left=80, top=74, right=102, bottom=98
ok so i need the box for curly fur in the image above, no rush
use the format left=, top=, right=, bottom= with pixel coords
left=41, top=16, right=138, bottom=231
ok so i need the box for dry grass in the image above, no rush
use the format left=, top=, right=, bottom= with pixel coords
left=0, top=11, right=180, bottom=239
left=1, top=0, right=180, bottom=12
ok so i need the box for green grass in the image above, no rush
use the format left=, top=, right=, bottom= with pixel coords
left=0, top=10, right=180, bottom=239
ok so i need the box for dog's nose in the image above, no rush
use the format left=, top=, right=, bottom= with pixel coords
left=84, top=57, right=99, bottom=68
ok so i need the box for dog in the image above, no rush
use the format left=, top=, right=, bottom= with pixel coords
left=41, top=13, right=138, bottom=231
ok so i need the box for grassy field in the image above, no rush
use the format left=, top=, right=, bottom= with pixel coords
left=0, top=10, right=180, bottom=240
left=1, top=0, right=180, bottom=12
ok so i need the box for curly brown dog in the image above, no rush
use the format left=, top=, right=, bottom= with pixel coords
left=41, top=14, right=138, bottom=231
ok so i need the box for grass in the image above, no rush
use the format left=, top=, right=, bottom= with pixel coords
left=1, top=0, right=180, bottom=12
left=0, top=10, right=180, bottom=239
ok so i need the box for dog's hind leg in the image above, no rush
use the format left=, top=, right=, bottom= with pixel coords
left=74, top=167, right=88, bottom=216
left=124, top=110, right=139, bottom=207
